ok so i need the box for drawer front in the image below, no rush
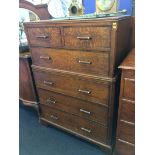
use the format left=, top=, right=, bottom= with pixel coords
left=40, top=104, right=107, bottom=143
left=27, top=27, right=62, bottom=47
left=123, top=78, right=135, bottom=100
left=33, top=70, right=110, bottom=105
left=120, top=99, right=135, bottom=123
left=118, top=121, right=135, bottom=144
left=116, top=140, right=135, bottom=155
left=38, top=88, right=108, bottom=125
left=63, top=26, right=111, bottom=50
left=31, top=48, right=109, bottom=76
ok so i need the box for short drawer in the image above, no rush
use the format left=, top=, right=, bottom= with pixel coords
left=27, top=27, right=62, bottom=47
left=33, top=69, right=110, bottom=105
left=38, top=88, right=108, bottom=125
left=63, top=26, right=111, bottom=51
left=120, top=99, right=135, bottom=123
left=116, top=140, right=135, bottom=155
left=31, top=48, right=109, bottom=76
left=118, top=121, right=135, bottom=144
left=122, top=78, right=135, bottom=100
left=40, top=104, right=107, bottom=143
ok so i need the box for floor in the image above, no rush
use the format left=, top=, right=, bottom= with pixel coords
left=19, top=103, right=107, bottom=155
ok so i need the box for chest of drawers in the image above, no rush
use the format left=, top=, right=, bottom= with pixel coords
left=19, top=52, right=39, bottom=112
left=115, top=49, right=135, bottom=155
left=24, top=16, right=132, bottom=154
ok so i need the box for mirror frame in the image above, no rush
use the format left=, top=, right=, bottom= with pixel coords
left=19, top=0, right=52, bottom=20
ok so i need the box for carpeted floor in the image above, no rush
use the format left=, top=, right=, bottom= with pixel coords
left=19, top=103, right=107, bottom=155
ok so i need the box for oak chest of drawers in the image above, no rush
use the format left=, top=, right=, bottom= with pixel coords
left=115, top=49, right=135, bottom=155
left=24, top=16, right=132, bottom=154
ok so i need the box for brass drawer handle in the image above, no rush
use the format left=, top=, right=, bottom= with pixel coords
left=43, top=80, right=54, bottom=85
left=40, top=56, right=51, bottom=60
left=46, top=98, right=56, bottom=104
left=36, top=35, right=48, bottom=39
left=81, top=127, right=91, bottom=133
left=78, top=60, right=92, bottom=64
left=80, top=109, right=91, bottom=115
left=77, top=36, right=91, bottom=40
left=50, top=115, right=58, bottom=120
left=78, top=89, right=91, bottom=94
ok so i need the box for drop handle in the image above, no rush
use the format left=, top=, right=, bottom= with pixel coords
left=46, top=98, right=56, bottom=104
left=77, top=36, right=91, bottom=40
left=78, top=60, right=92, bottom=64
left=80, top=109, right=91, bottom=115
left=78, top=89, right=91, bottom=94
left=50, top=115, right=58, bottom=120
left=40, top=56, right=51, bottom=60
left=81, top=127, right=91, bottom=133
left=36, top=35, right=48, bottom=39
left=43, top=80, right=54, bottom=85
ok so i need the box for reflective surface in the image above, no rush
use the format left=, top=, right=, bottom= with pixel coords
left=19, top=8, right=39, bottom=47
left=48, top=0, right=71, bottom=18
left=96, top=0, right=115, bottom=11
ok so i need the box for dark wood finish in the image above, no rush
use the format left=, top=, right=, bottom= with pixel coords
left=118, top=121, right=135, bottom=144
left=122, top=78, right=135, bottom=100
left=24, top=17, right=132, bottom=154
left=31, top=48, right=109, bottom=77
left=115, top=49, right=135, bottom=155
left=37, top=88, right=108, bottom=125
left=115, top=140, right=135, bottom=155
left=19, top=0, right=52, bottom=20
left=120, top=99, right=135, bottom=123
left=130, top=17, right=135, bottom=50
left=19, top=53, right=38, bottom=112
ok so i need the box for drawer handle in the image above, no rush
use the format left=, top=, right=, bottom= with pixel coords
left=50, top=115, right=58, bottom=120
left=81, top=127, right=91, bottom=133
left=46, top=98, right=56, bottom=104
left=40, top=56, right=51, bottom=60
left=78, top=89, right=91, bottom=94
left=43, top=80, right=54, bottom=85
left=78, top=60, right=92, bottom=64
left=36, top=35, right=48, bottom=39
left=77, top=36, right=91, bottom=40
left=80, top=109, right=91, bottom=115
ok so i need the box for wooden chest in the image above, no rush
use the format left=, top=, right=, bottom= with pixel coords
left=24, top=16, right=132, bottom=154
left=115, top=49, right=135, bottom=155
left=19, top=52, right=38, bottom=112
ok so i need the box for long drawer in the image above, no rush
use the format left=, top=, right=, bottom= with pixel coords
left=33, top=69, right=110, bottom=105
left=120, top=99, right=135, bottom=123
left=27, top=27, right=62, bottom=47
left=31, top=47, right=109, bottom=76
left=116, top=140, right=135, bottom=155
left=118, top=121, right=135, bottom=144
left=38, top=88, right=108, bottom=125
left=122, top=78, right=135, bottom=100
left=40, top=104, right=107, bottom=144
left=63, top=26, right=111, bottom=51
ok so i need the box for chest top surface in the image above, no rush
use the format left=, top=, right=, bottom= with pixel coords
left=119, top=48, right=135, bottom=70
left=24, top=15, right=131, bottom=26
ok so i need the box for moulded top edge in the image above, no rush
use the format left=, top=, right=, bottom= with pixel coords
left=24, top=15, right=131, bottom=25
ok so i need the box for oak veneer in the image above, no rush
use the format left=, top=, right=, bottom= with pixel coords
left=24, top=16, right=132, bottom=154
left=115, top=49, right=135, bottom=155
left=19, top=53, right=38, bottom=112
